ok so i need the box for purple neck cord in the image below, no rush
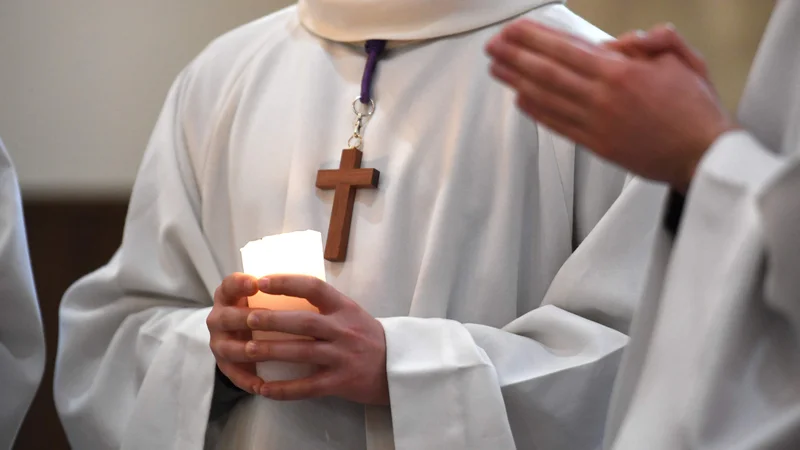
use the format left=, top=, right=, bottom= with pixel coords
left=360, top=40, right=387, bottom=105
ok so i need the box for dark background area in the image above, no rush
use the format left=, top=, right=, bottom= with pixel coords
left=14, top=198, right=129, bottom=450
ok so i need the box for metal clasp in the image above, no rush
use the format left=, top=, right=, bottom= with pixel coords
left=347, top=97, right=376, bottom=149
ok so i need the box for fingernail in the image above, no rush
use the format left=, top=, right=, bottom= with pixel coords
left=242, top=278, right=255, bottom=291
left=245, top=340, right=258, bottom=356
left=258, top=277, right=270, bottom=291
left=251, top=384, right=260, bottom=395
left=260, top=386, right=271, bottom=397
left=247, top=312, right=260, bottom=328
left=635, top=29, right=647, bottom=39
left=665, top=22, right=676, bottom=31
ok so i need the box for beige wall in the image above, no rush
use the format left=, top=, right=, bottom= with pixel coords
left=0, top=1, right=775, bottom=194
left=0, top=0, right=294, bottom=196
left=568, top=0, right=775, bottom=111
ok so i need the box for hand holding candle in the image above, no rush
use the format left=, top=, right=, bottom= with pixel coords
left=207, top=230, right=389, bottom=404
left=247, top=275, right=390, bottom=405
left=240, top=230, right=327, bottom=341
left=238, top=230, right=328, bottom=381
left=207, top=272, right=263, bottom=395
left=208, top=230, right=328, bottom=391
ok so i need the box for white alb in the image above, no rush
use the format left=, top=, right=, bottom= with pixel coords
left=0, top=139, right=45, bottom=449
left=606, top=1, right=800, bottom=448
left=55, top=1, right=666, bottom=449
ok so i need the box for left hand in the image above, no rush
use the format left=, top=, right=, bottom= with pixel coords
left=485, top=20, right=739, bottom=193
left=245, top=275, right=390, bottom=405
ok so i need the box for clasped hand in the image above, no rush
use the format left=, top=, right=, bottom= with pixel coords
left=206, top=273, right=389, bottom=405
left=486, top=21, right=740, bottom=193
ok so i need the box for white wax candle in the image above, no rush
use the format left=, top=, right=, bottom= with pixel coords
left=240, top=230, right=327, bottom=380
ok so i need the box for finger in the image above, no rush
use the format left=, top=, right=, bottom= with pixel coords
left=646, top=25, right=708, bottom=78
left=490, top=62, right=589, bottom=125
left=498, top=19, right=612, bottom=78
left=217, top=361, right=264, bottom=395
left=245, top=340, right=339, bottom=365
left=212, top=336, right=339, bottom=365
left=248, top=309, right=341, bottom=341
left=604, top=30, right=649, bottom=58
left=258, top=275, right=343, bottom=312
left=260, top=372, right=337, bottom=401
left=215, top=273, right=258, bottom=306
left=211, top=337, right=248, bottom=362
left=516, top=96, right=596, bottom=154
left=606, top=25, right=708, bottom=79
left=487, top=37, right=596, bottom=103
left=208, top=306, right=254, bottom=332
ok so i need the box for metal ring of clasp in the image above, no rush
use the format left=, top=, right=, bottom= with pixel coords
left=348, top=97, right=375, bottom=149
left=347, top=135, right=363, bottom=149
left=352, top=97, right=376, bottom=116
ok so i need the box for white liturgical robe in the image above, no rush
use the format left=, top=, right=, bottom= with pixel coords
left=54, top=1, right=666, bottom=449
left=0, top=139, right=45, bottom=449
left=606, top=1, right=800, bottom=449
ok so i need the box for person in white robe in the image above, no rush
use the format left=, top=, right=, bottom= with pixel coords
left=486, top=1, right=800, bottom=447
left=54, top=1, right=666, bottom=449
left=0, top=138, right=46, bottom=450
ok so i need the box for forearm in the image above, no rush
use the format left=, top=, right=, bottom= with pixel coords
left=56, top=284, right=215, bottom=450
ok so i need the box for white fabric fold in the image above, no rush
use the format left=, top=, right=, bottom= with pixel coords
left=606, top=1, right=800, bottom=447
left=55, top=67, right=223, bottom=450
left=609, top=132, right=789, bottom=449
left=381, top=178, right=667, bottom=450
left=55, top=3, right=664, bottom=450
left=0, top=139, right=46, bottom=449
left=298, top=0, right=563, bottom=42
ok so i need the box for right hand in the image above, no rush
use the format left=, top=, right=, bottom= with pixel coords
left=207, top=273, right=262, bottom=394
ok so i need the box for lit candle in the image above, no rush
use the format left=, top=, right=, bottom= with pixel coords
left=240, top=230, right=327, bottom=380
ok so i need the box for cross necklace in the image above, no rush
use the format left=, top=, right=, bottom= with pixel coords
left=316, top=40, right=387, bottom=262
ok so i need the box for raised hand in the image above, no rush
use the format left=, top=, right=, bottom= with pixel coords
left=245, top=275, right=389, bottom=405
left=486, top=20, right=739, bottom=192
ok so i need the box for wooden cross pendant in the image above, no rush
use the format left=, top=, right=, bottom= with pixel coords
left=316, top=148, right=380, bottom=262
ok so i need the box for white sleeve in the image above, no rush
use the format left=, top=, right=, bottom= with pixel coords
left=758, top=156, right=800, bottom=334
left=0, top=140, right=46, bottom=449
left=695, top=130, right=784, bottom=195
left=606, top=130, right=796, bottom=449
left=379, top=150, right=667, bottom=450
left=54, top=68, right=223, bottom=450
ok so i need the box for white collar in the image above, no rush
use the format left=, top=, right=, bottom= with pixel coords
left=297, top=0, right=564, bottom=43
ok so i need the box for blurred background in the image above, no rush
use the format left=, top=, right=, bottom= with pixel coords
left=0, top=1, right=774, bottom=448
